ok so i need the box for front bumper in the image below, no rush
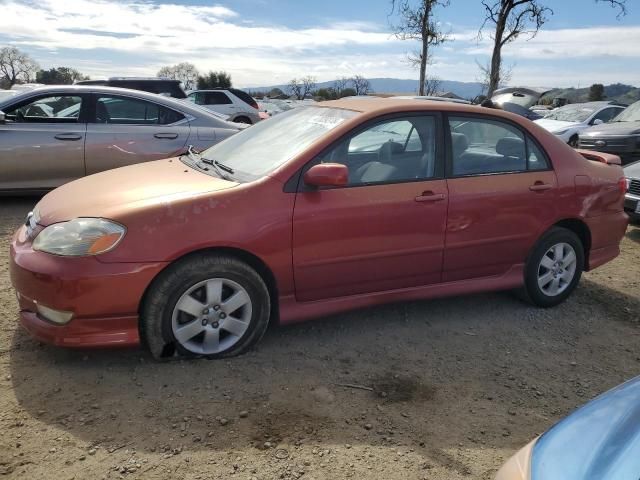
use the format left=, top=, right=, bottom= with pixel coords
left=624, top=193, right=640, bottom=222
left=10, top=226, right=167, bottom=348
left=579, top=136, right=640, bottom=165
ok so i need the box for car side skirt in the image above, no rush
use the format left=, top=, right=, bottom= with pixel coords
left=278, top=264, right=525, bottom=325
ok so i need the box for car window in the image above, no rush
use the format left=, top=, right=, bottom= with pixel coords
left=4, top=95, right=82, bottom=123
left=527, top=140, right=549, bottom=171
left=318, top=116, right=437, bottom=186
left=95, top=96, right=184, bottom=125
left=592, top=107, right=623, bottom=124
left=203, top=92, right=232, bottom=105
left=449, top=117, right=532, bottom=176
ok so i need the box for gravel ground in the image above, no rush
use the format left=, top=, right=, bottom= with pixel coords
left=1, top=197, right=639, bottom=480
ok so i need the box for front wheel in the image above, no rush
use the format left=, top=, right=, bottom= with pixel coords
left=520, top=227, right=585, bottom=308
left=141, top=255, right=271, bottom=360
left=568, top=135, right=579, bottom=148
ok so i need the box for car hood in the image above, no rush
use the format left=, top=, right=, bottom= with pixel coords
left=35, top=158, right=238, bottom=225
left=581, top=120, right=640, bottom=137
left=534, top=119, right=581, bottom=132
left=531, top=376, right=640, bottom=480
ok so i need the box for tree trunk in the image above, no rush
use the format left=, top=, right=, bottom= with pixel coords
left=487, top=19, right=506, bottom=98
left=419, top=41, right=428, bottom=96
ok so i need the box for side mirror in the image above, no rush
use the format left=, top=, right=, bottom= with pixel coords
left=592, top=118, right=604, bottom=126
left=303, top=163, right=348, bottom=188
left=0, top=111, right=5, bottom=124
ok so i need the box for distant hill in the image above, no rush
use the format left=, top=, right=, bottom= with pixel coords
left=542, top=83, right=640, bottom=105
left=248, top=77, right=485, bottom=100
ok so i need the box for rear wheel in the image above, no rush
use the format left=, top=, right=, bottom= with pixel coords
left=520, top=227, right=584, bottom=307
left=141, top=254, right=270, bottom=360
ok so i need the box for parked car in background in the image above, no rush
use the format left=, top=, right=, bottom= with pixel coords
left=186, top=88, right=261, bottom=124
left=9, top=98, right=627, bottom=359
left=76, top=77, right=187, bottom=99
left=579, top=100, right=640, bottom=165
left=495, top=375, right=640, bottom=480
left=535, top=102, right=626, bottom=147
left=0, top=85, right=242, bottom=193
left=624, top=160, right=640, bottom=224
left=490, top=87, right=550, bottom=120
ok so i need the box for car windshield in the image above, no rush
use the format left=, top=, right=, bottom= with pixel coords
left=543, top=105, right=597, bottom=122
left=198, top=106, right=357, bottom=181
left=612, top=101, right=640, bottom=122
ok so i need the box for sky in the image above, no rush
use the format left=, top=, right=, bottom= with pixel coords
left=0, top=0, right=639, bottom=89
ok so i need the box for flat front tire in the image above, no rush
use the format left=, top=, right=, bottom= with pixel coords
left=520, top=227, right=585, bottom=308
left=141, top=254, right=271, bottom=360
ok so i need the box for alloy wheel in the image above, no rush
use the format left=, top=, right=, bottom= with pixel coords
left=171, top=278, right=252, bottom=355
left=537, top=242, right=577, bottom=297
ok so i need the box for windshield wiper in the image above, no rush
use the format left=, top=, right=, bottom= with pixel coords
left=186, top=145, right=233, bottom=180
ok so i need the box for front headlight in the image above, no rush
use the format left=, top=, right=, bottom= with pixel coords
left=33, top=218, right=126, bottom=256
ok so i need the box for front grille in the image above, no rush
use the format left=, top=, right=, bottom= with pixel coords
left=579, top=137, right=633, bottom=149
left=629, top=179, right=640, bottom=196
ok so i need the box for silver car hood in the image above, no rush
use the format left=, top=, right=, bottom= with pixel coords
left=531, top=376, right=640, bottom=479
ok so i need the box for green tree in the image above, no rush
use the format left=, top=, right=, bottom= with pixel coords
left=588, top=83, right=605, bottom=101
left=315, top=87, right=338, bottom=100
left=268, top=87, right=285, bottom=98
left=36, top=67, right=88, bottom=84
left=339, top=87, right=357, bottom=98
left=197, top=71, right=232, bottom=89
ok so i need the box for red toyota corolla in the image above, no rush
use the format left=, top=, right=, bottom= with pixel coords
left=10, top=99, right=628, bottom=359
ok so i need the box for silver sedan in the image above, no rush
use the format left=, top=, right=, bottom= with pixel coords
left=0, top=85, right=243, bottom=194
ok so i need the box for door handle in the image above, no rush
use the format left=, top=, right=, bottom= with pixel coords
left=529, top=182, right=553, bottom=192
left=54, top=133, right=82, bottom=141
left=415, top=191, right=446, bottom=203
left=154, top=133, right=179, bottom=139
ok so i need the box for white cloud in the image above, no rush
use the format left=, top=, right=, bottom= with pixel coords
left=0, top=0, right=638, bottom=88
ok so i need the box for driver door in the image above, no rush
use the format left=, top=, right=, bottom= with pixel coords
left=292, top=114, right=448, bottom=302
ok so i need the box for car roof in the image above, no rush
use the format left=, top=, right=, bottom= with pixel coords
left=0, top=85, right=231, bottom=124
left=319, top=97, right=488, bottom=115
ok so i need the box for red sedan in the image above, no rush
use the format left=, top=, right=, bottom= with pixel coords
left=10, top=99, right=628, bottom=359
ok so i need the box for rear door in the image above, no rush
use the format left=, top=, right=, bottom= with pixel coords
left=84, top=94, right=189, bottom=174
left=443, top=115, right=559, bottom=282
left=0, top=93, right=87, bottom=191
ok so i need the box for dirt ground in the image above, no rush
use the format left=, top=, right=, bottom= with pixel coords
left=1, top=196, right=639, bottom=480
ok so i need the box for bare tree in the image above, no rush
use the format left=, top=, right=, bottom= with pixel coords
left=0, top=46, right=40, bottom=87
left=480, top=0, right=628, bottom=98
left=287, top=79, right=303, bottom=99
left=351, top=75, right=372, bottom=96
left=390, top=0, right=450, bottom=96
left=476, top=59, right=513, bottom=96
left=422, top=75, right=441, bottom=96
left=333, top=77, right=350, bottom=97
left=157, top=62, right=199, bottom=90
left=300, top=76, right=317, bottom=99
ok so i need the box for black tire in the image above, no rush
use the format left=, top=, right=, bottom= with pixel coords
left=141, top=254, right=271, bottom=360
left=520, top=227, right=585, bottom=308
left=234, top=116, right=252, bottom=124
left=568, top=135, right=579, bottom=148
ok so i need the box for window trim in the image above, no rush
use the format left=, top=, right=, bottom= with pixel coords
left=3, top=92, right=90, bottom=124
left=87, top=93, right=188, bottom=126
left=443, top=112, right=553, bottom=179
left=292, top=111, right=446, bottom=193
